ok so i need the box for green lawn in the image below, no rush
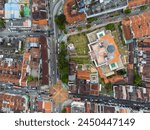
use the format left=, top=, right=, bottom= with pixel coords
left=70, top=57, right=90, bottom=64
left=68, top=33, right=89, bottom=55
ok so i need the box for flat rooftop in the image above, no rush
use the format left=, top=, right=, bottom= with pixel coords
left=89, top=34, right=120, bottom=67
left=77, top=0, right=128, bottom=18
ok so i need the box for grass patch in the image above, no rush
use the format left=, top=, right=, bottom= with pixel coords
left=68, top=33, right=89, bottom=55
left=118, top=23, right=126, bottom=45
left=70, top=57, right=90, bottom=64
left=112, top=31, right=119, bottom=43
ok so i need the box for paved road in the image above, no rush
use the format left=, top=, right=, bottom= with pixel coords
left=1, top=82, right=150, bottom=112
left=69, top=93, right=150, bottom=110
left=66, top=19, right=122, bottom=37
left=49, top=0, right=64, bottom=85
left=47, top=0, right=56, bottom=86
left=66, top=7, right=150, bottom=36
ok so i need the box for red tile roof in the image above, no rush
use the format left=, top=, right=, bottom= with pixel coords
left=21, top=52, right=30, bottom=86
left=43, top=101, right=52, bottom=113
left=0, top=60, right=22, bottom=84
left=128, top=0, right=150, bottom=8
left=143, top=39, right=150, bottom=43
left=32, top=19, right=48, bottom=25
left=122, top=11, right=150, bottom=40
left=64, top=0, right=86, bottom=24
left=122, top=17, right=133, bottom=40
left=77, top=70, right=90, bottom=80
left=90, top=84, right=99, bottom=96
left=0, top=93, right=27, bottom=112
left=39, top=35, right=49, bottom=85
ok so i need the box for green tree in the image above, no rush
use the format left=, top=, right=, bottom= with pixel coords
left=77, top=26, right=82, bottom=31
left=58, top=42, right=69, bottom=84
left=55, top=14, right=66, bottom=30
left=20, top=10, right=24, bottom=17
left=117, top=69, right=126, bottom=75
left=86, top=24, right=91, bottom=29
left=61, top=108, right=67, bottom=113
left=134, top=69, right=142, bottom=86
left=64, top=29, right=67, bottom=34
left=124, top=8, right=131, bottom=14
left=87, top=17, right=97, bottom=23
left=105, top=82, right=112, bottom=94
left=105, top=23, right=115, bottom=31
left=0, top=19, right=5, bottom=29
left=27, top=76, right=34, bottom=82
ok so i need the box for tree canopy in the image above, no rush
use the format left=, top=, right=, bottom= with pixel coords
left=105, top=82, right=113, bottom=93
left=124, top=8, right=131, bottom=14
left=105, top=23, right=115, bottom=31
left=58, top=42, right=69, bottom=83
left=55, top=14, right=66, bottom=30
left=0, top=19, right=5, bottom=29
left=134, top=69, right=142, bottom=86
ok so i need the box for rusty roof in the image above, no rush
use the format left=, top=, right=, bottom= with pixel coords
left=0, top=93, right=27, bottom=112
left=26, top=37, right=39, bottom=43
left=64, top=0, right=86, bottom=24
left=32, top=19, right=48, bottom=25
left=128, top=0, right=150, bottom=8
left=77, top=70, right=90, bottom=80
left=122, top=17, right=133, bottom=40
left=122, top=11, right=150, bottom=40
left=143, top=39, right=150, bottom=43
left=30, top=48, right=40, bottom=59
left=20, top=52, right=30, bottom=86
left=43, top=101, right=52, bottom=113
left=39, top=35, right=49, bottom=85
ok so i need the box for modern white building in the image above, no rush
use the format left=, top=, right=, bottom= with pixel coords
left=5, top=0, right=20, bottom=19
